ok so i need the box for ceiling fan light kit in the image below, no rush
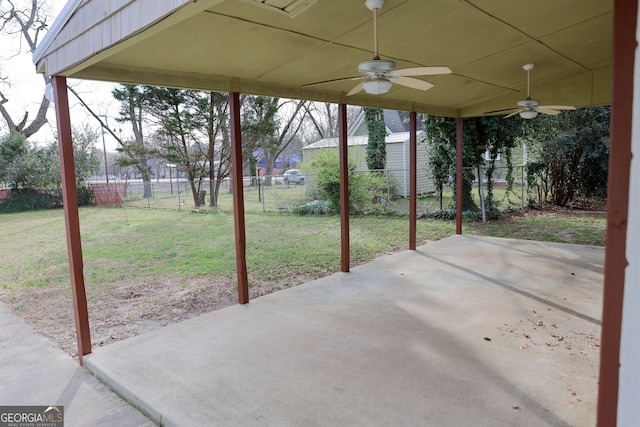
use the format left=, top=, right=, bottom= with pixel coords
left=519, top=110, right=538, bottom=119
left=363, top=79, right=392, bottom=95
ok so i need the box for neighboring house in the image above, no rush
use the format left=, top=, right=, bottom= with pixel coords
left=253, top=150, right=301, bottom=176
left=240, top=148, right=302, bottom=177
left=303, top=110, right=434, bottom=198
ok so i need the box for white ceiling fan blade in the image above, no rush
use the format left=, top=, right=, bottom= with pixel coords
left=390, top=66, right=452, bottom=77
left=390, top=76, right=434, bottom=91
left=536, top=108, right=561, bottom=116
left=484, top=107, right=519, bottom=115
left=303, top=75, right=366, bottom=87
left=347, top=80, right=367, bottom=96
left=504, top=109, right=524, bottom=119
left=538, top=105, right=576, bottom=111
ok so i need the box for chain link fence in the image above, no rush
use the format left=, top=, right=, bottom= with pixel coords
left=112, top=170, right=412, bottom=214
left=117, top=176, right=308, bottom=212
left=105, top=166, right=529, bottom=221
left=421, top=166, right=527, bottom=220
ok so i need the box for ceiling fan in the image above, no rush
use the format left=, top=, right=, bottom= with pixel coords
left=307, top=0, right=451, bottom=96
left=485, top=63, right=576, bottom=119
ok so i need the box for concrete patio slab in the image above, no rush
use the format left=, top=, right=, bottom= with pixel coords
left=0, top=303, right=154, bottom=427
left=85, top=235, right=603, bottom=427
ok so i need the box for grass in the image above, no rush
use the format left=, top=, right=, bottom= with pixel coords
left=0, top=206, right=605, bottom=294
left=0, top=207, right=453, bottom=292
left=464, top=213, right=606, bottom=246
left=0, top=205, right=606, bottom=354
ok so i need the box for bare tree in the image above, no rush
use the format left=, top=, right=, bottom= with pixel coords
left=0, top=0, right=51, bottom=138
left=301, top=102, right=362, bottom=142
left=303, top=102, right=338, bottom=140
left=192, top=91, right=231, bottom=207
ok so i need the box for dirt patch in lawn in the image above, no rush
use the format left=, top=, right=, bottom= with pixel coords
left=0, top=274, right=310, bottom=357
left=527, top=198, right=607, bottom=217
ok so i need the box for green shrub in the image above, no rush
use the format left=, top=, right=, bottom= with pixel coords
left=76, top=185, right=96, bottom=206
left=0, top=190, right=61, bottom=213
left=301, top=150, right=396, bottom=216
left=420, top=209, right=501, bottom=221
left=302, top=150, right=354, bottom=214
left=0, top=185, right=95, bottom=213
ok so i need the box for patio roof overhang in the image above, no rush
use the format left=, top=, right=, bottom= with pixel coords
left=33, top=0, right=612, bottom=117
left=32, top=1, right=634, bottom=426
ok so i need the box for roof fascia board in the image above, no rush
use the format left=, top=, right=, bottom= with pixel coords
left=32, top=0, right=83, bottom=65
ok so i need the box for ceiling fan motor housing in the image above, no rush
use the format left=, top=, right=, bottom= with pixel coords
left=359, top=59, right=396, bottom=75
left=518, top=98, right=539, bottom=108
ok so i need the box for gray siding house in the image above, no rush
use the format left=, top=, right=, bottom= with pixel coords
left=303, top=110, right=434, bottom=198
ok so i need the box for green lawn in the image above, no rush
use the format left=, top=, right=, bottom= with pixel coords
left=464, top=213, right=606, bottom=246
left=0, top=206, right=605, bottom=293
left=0, top=206, right=606, bottom=353
left=0, top=207, right=455, bottom=292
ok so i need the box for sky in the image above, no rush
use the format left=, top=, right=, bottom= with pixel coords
left=0, top=0, right=123, bottom=151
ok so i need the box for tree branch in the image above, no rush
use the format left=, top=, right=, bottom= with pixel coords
left=0, top=91, right=18, bottom=130
left=67, top=85, right=124, bottom=145
left=303, top=103, right=326, bottom=139
left=0, top=0, right=52, bottom=137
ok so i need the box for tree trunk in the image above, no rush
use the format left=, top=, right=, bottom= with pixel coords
left=454, top=169, right=478, bottom=213
left=209, top=174, right=220, bottom=208
left=197, top=190, right=206, bottom=206
left=137, top=164, right=153, bottom=199
left=264, top=154, right=276, bottom=186
left=187, top=171, right=204, bottom=207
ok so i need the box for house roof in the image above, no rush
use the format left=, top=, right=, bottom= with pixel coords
left=349, top=109, right=424, bottom=136
left=33, top=0, right=612, bottom=117
left=304, top=131, right=423, bottom=150
left=384, top=110, right=424, bottom=133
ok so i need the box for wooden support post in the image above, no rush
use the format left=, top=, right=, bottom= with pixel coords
left=455, top=117, right=463, bottom=234
left=409, top=111, right=417, bottom=250
left=52, top=76, right=92, bottom=365
left=597, top=0, right=636, bottom=424
left=229, top=92, right=249, bottom=304
left=339, top=104, right=350, bottom=272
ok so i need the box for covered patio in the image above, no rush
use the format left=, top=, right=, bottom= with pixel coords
left=31, top=0, right=637, bottom=425
left=85, top=236, right=603, bottom=426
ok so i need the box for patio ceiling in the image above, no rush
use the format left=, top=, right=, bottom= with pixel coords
left=34, top=0, right=613, bottom=117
